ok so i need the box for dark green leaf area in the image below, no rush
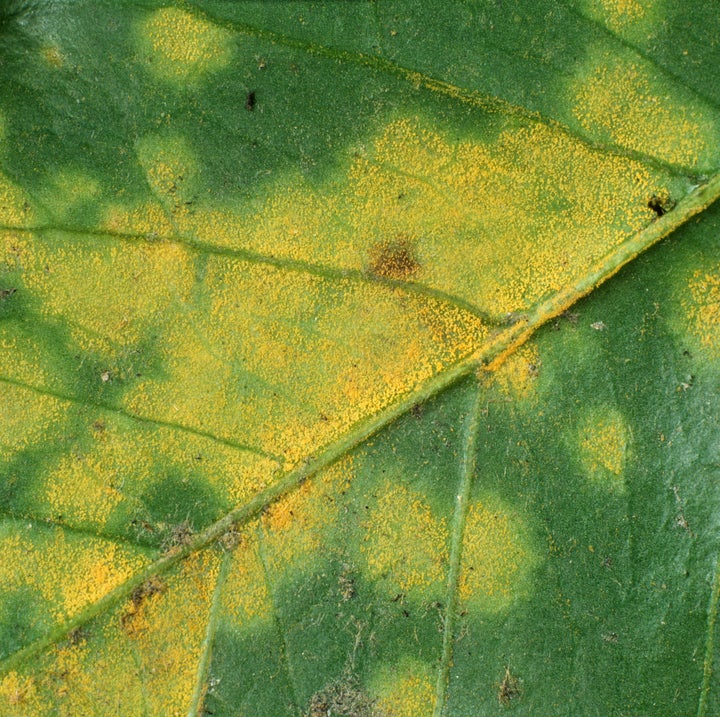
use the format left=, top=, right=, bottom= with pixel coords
left=447, top=200, right=720, bottom=715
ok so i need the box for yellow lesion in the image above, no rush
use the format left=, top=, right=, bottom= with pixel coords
left=360, top=481, right=448, bottom=600
left=38, top=169, right=100, bottom=221
left=0, top=673, right=48, bottom=715
left=0, top=384, right=64, bottom=458
left=40, top=45, right=65, bottom=69
left=485, top=343, right=541, bottom=401
left=577, top=406, right=631, bottom=490
left=682, top=266, right=720, bottom=357
left=458, top=495, right=537, bottom=612
left=2, top=551, right=220, bottom=715
left=124, top=255, right=486, bottom=467
left=102, top=201, right=174, bottom=237
left=137, top=7, right=233, bottom=83
left=181, top=116, right=671, bottom=319
left=370, top=659, right=435, bottom=717
left=572, top=49, right=718, bottom=169
left=261, top=458, right=352, bottom=573
left=0, top=526, right=150, bottom=623
left=22, top=236, right=194, bottom=361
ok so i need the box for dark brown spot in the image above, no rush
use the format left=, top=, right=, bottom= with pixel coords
left=245, top=90, right=256, bottom=111
left=369, top=237, right=420, bottom=280
left=0, top=287, right=17, bottom=300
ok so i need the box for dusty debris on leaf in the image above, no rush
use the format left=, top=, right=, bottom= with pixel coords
left=368, top=236, right=420, bottom=280
left=161, top=520, right=195, bottom=554
left=308, top=675, right=380, bottom=717
left=498, top=666, right=521, bottom=706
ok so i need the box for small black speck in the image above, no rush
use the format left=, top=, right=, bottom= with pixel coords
left=245, top=91, right=256, bottom=111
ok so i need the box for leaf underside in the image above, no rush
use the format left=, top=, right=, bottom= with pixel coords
left=0, top=2, right=719, bottom=715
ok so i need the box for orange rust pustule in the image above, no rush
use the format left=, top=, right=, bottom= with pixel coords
left=368, top=237, right=420, bottom=280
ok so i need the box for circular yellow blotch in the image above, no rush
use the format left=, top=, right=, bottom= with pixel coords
left=40, top=45, right=65, bottom=68
left=137, top=7, right=233, bottom=83
left=369, top=659, right=435, bottom=717
left=459, top=495, right=537, bottom=612
left=0, top=172, right=33, bottom=225
left=40, top=168, right=100, bottom=220
left=486, top=343, right=540, bottom=401
left=579, top=0, right=664, bottom=38
left=681, top=266, right=720, bottom=358
left=571, top=49, right=718, bottom=169
left=577, top=406, right=631, bottom=490
left=360, top=481, right=448, bottom=601
left=0, top=673, right=47, bottom=714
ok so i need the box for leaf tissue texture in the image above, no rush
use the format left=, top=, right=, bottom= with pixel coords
left=0, top=1, right=719, bottom=715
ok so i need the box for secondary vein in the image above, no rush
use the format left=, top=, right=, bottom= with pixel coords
left=433, top=379, right=484, bottom=717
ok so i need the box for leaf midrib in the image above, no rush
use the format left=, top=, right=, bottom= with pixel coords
left=2, top=171, right=719, bottom=682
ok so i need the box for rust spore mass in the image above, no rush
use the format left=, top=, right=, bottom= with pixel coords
left=369, top=237, right=420, bottom=280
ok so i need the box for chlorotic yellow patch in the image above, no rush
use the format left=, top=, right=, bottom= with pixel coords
left=579, top=0, right=663, bottom=38
left=360, top=481, right=448, bottom=600
left=135, top=132, right=199, bottom=222
left=1, top=551, right=220, bottom=715
left=0, top=383, right=65, bottom=460
left=370, top=659, right=435, bottom=717
left=0, top=524, right=150, bottom=624
left=572, top=49, right=718, bottom=169
left=458, top=495, right=537, bottom=612
left=221, top=523, right=273, bottom=625
left=137, top=7, right=233, bottom=83
left=577, top=406, right=631, bottom=490
left=681, top=266, right=720, bottom=358
left=181, top=116, right=674, bottom=317
left=486, top=343, right=540, bottom=400
left=262, top=458, right=352, bottom=574
left=0, top=672, right=48, bottom=715
left=21, top=235, right=194, bottom=361
left=0, top=173, right=33, bottom=225
left=123, top=255, right=486, bottom=467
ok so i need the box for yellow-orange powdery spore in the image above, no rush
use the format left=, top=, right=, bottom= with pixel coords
left=486, top=343, right=540, bottom=400
left=459, top=496, right=536, bottom=612
left=573, top=52, right=717, bottom=168
left=0, top=173, right=33, bottom=225
left=138, top=7, right=233, bottom=82
left=361, top=482, right=448, bottom=600
left=683, top=266, right=720, bottom=357
left=0, top=524, right=150, bottom=624
left=262, top=458, right=352, bottom=574
left=181, top=117, right=670, bottom=318
left=123, top=256, right=486, bottom=467
left=0, top=673, right=48, bottom=715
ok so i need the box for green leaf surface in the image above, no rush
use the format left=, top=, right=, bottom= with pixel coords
left=0, top=1, right=719, bottom=715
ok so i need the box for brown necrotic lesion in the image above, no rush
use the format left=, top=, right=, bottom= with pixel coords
left=368, top=236, right=420, bottom=280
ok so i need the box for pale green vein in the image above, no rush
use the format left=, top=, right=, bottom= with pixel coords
left=698, top=552, right=720, bottom=717
left=187, top=3, right=694, bottom=178
left=0, top=223, right=497, bottom=324
left=0, top=374, right=283, bottom=464
left=2, top=172, right=718, bottom=679
left=255, top=521, right=302, bottom=716
left=433, top=379, right=484, bottom=717
left=186, top=549, right=232, bottom=717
